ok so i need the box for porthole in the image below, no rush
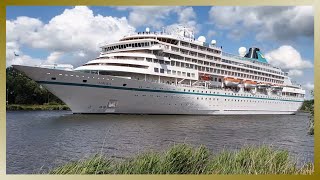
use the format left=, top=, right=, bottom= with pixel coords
left=51, top=77, right=56, bottom=80
left=123, top=84, right=127, bottom=86
left=83, top=80, right=87, bottom=83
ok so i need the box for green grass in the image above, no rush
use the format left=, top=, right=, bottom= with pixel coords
left=6, top=104, right=70, bottom=111
left=49, top=144, right=314, bottom=175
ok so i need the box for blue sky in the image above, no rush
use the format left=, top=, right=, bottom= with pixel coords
left=6, top=6, right=314, bottom=97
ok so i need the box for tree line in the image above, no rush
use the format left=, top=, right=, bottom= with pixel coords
left=6, top=66, right=64, bottom=105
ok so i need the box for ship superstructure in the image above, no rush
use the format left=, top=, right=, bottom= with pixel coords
left=13, top=26, right=305, bottom=114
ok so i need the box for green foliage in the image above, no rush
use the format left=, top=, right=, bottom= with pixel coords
left=207, top=146, right=297, bottom=174
left=50, top=154, right=113, bottom=174
left=6, top=66, right=64, bottom=105
left=116, top=152, right=161, bottom=174
left=308, top=90, right=314, bottom=135
left=49, top=144, right=313, bottom=175
left=6, top=104, right=70, bottom=111
left=300, top=99, right=314, bottom=112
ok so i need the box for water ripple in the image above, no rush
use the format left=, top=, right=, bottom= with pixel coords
left=6, top=111, right=314, bottom=174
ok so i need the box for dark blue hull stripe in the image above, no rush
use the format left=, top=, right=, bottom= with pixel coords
left=36, top=81, right=304, bottom=103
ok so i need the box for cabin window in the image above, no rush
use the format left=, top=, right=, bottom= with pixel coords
left=160, top=69, right=164, bottom=73
left=154, top=68, right=159, bottom=72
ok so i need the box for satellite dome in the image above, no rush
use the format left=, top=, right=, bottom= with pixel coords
left=211, top=40, right=216, bottom=45
left=197, top=36, right=206, bottom=43
left=238, top=47, right=247, bottom=57
left=146, top=27, right=150, bottom=32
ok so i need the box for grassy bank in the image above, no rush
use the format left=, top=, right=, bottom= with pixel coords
left=6, top=104, right=70, bottom=111
left=49, top=144, right=313, bottom=175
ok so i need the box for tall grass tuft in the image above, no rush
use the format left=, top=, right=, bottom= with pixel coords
left=207, top=146, right=298, bottom=174
left=48, top=144, right=313, bottom=175
left=116, top=152, right=161, bottom=174
left=49, top=154, right=112, bottom=174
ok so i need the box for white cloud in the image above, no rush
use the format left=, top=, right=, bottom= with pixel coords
left=45, top=51, right=64, bottom=64
left=6, top=6, right=135, bottom=67
left=209, top=6, right=313, bottom=41
left=178, top=7, right=196, bottom=26
left=303, top=82, right=314, bottom=91
left=6, top=41, right=43, bottom=67
left=116, top=6, right=180, bottom=29
left=227, top=29, right=246, bottom=41
left=207, top=30, right=217, bottom=38
left=116, top=6, right=197, bottom=30
left=6, top=16, right=43, bottom=43
left=265, top=45, right=313, bottom=69
left=287, top=69, right=303, bottom=77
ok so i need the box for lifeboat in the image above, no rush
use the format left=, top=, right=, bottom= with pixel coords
left=243, top=80, right=257, bottom=88
left=272, top=84, right=283, bottom=88
left=257, top=82, right=270, bottom=89
left=224, top=77, right=241, bottom=87
left=199, top=74, right=211, bottom=81
left=271, top=84, right=283, bottom=90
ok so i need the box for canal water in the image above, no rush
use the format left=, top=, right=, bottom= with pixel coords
left=6, top=111, right=314, bottom=174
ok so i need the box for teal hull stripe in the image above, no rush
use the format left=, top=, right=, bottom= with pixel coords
left=36, top=81, right=303, bottom=103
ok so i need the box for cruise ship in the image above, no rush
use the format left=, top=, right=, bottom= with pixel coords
left=13, top=26, right=305, bottom=114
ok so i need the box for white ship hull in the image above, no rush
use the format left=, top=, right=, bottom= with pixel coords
left=13, top=65, right=304, bottom=115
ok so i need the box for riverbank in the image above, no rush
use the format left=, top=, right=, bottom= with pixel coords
left=6, top=104, right=70, bottom=111
left=49, top=144, right=313, bottom=175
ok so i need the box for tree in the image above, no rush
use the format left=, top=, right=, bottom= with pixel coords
left=308, top=90, right=314, bottom=135
left=6, top=66, right=64, bottom=105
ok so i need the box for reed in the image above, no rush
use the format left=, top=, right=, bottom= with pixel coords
left=48, top=144, right=313, bottom=175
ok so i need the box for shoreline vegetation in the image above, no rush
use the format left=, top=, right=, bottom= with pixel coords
left=48, top=144, right=313, bottom=175
left=6, top=104, right=70, bottom=111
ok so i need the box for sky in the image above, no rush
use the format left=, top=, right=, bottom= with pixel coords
left=6, top=6, right=314, bottom=98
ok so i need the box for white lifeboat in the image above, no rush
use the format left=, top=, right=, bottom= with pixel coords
left=257, top=82, right=271, bottom=89
left=272, top=84, right=283, bottom=89
left=243, top=80, right=257, bottom=88
left=224, top=77, right=241, bottom=87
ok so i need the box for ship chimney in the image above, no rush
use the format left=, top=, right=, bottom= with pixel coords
left=244, top=47, right=260, bottom=59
